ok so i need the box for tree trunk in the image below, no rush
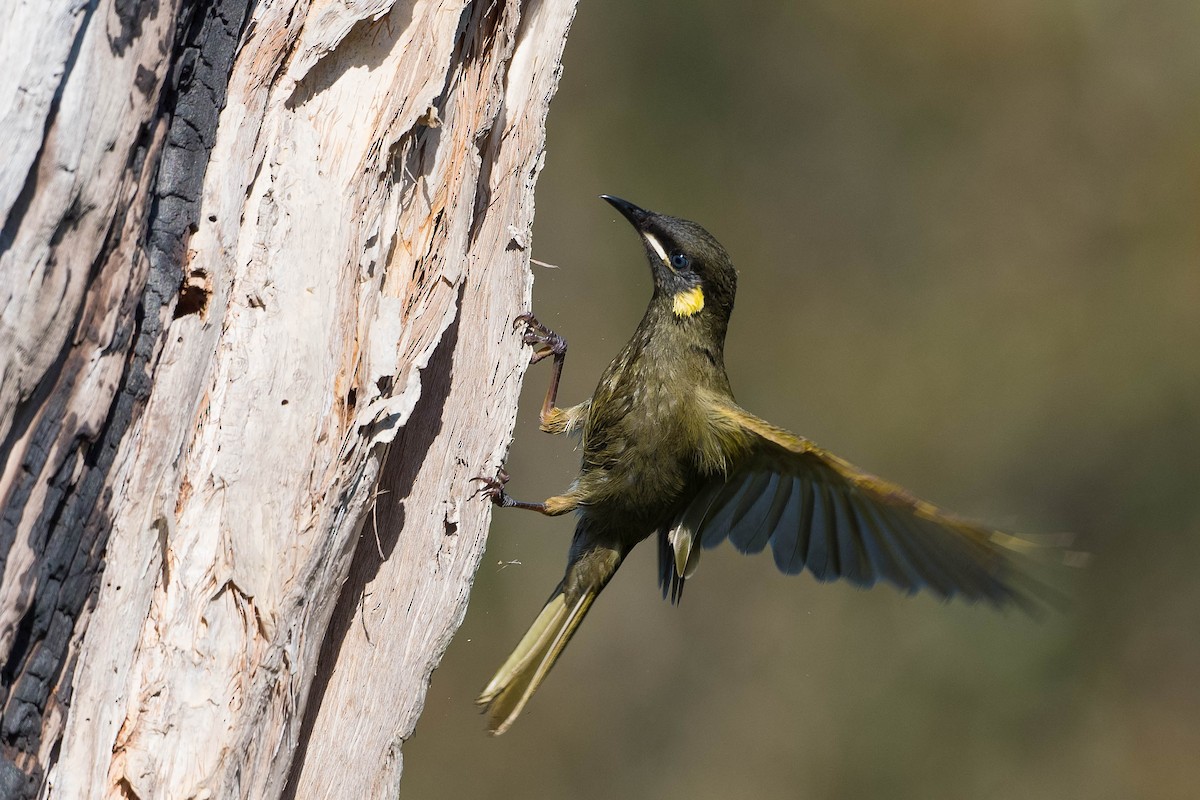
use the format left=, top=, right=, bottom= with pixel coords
left=0, top=1, right=577, bottom=796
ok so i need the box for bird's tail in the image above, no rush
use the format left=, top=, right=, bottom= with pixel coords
left=475, top=584, right=597, bottom=735
left=477, top=539, right=621, bottom=735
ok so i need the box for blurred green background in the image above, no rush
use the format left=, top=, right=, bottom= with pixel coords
left=404, top=2, right=1200, bottom=798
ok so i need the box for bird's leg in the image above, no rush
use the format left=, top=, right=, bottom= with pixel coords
left=515, top=313, right=569, bottom=431
left=473, top=468, right=578, bottom=516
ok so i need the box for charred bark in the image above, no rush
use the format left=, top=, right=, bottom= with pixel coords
left=0, top=1, right=576, bottom=796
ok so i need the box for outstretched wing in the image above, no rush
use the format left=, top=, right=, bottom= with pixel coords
left=662, top=399, right=1044, bottom=608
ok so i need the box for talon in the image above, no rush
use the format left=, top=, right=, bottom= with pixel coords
left=513, top=313, right=566, bottom=364
left=473, top=468, right=511, bottom=506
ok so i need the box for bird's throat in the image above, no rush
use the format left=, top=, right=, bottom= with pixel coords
left=672, top=286, right=705, bottom=317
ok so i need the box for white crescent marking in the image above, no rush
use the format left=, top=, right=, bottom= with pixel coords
left=642, top=232, right=670, bottom=266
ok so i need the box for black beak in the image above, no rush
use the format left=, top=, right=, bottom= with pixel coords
left=600, top=195, right=651, bottom=230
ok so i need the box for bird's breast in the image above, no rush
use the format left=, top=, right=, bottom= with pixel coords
left=577, top=351, right=720, bottom=521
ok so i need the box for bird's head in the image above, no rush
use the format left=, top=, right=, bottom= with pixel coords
left=601, top=195, right=737, bottom=323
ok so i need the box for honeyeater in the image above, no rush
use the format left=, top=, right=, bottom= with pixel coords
left=476, top=195, right=1043, bottom=735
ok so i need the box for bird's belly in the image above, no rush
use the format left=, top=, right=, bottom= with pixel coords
left=578, top=401, right=698, bottom=521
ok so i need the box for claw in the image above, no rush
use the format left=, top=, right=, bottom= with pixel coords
left=472, top=468, right=511, bottom=505
left=513, top=313, right=566, bottom=365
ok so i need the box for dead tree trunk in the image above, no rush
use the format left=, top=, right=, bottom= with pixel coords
left=0, top=1, right=577, bottom=796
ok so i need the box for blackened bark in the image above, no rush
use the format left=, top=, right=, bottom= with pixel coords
left=0, top=2, right=254, bottom=793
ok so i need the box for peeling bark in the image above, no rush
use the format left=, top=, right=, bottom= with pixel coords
left=0, top=0, right=577, bottom=796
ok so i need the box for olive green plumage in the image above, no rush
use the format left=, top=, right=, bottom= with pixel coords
left=476, top=195, right=1043, bottom=735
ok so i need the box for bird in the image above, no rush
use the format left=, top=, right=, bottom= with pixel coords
left=475, top=194, right=1047, bottom=735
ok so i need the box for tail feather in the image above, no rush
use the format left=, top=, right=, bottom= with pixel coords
left=476, top=588, right=598, bottom=735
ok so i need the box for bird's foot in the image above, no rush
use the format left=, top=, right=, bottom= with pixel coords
left=472, top=467, right=512, bottom=507
left=514, top=313, right=566, bottom=365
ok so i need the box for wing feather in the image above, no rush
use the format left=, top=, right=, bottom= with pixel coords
left=804, top=482, right=836, bottom=581
left=729, top=473, right=782, bottom=554
left=831, top=485, right=874, bottom=588
left=774, top=473, right=815, bottom=574
left=664, top=392, right=1044, bottom=608
left=876, top=504, right=963, bottom=598
left=698, top=476, right=757, bottom=544
left=756, top=475, right=795, bottom=555
left=854, top=500, right=926, bottom=594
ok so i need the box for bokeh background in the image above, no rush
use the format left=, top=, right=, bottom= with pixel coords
left=404, top=2, right=1200, bottom=798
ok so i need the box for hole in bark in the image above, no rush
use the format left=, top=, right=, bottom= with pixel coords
left=115, top=776, right=141, bottom=800
left=174, top=268, right=210, bottom=318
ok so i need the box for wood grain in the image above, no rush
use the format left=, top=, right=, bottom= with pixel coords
left=1, top=0, right=577, bottom=796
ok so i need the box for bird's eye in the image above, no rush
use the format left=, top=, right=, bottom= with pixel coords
left=670, top=252, right=690, bottom=270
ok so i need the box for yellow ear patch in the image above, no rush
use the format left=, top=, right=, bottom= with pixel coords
left=672, top=286, right=705, bottom=317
